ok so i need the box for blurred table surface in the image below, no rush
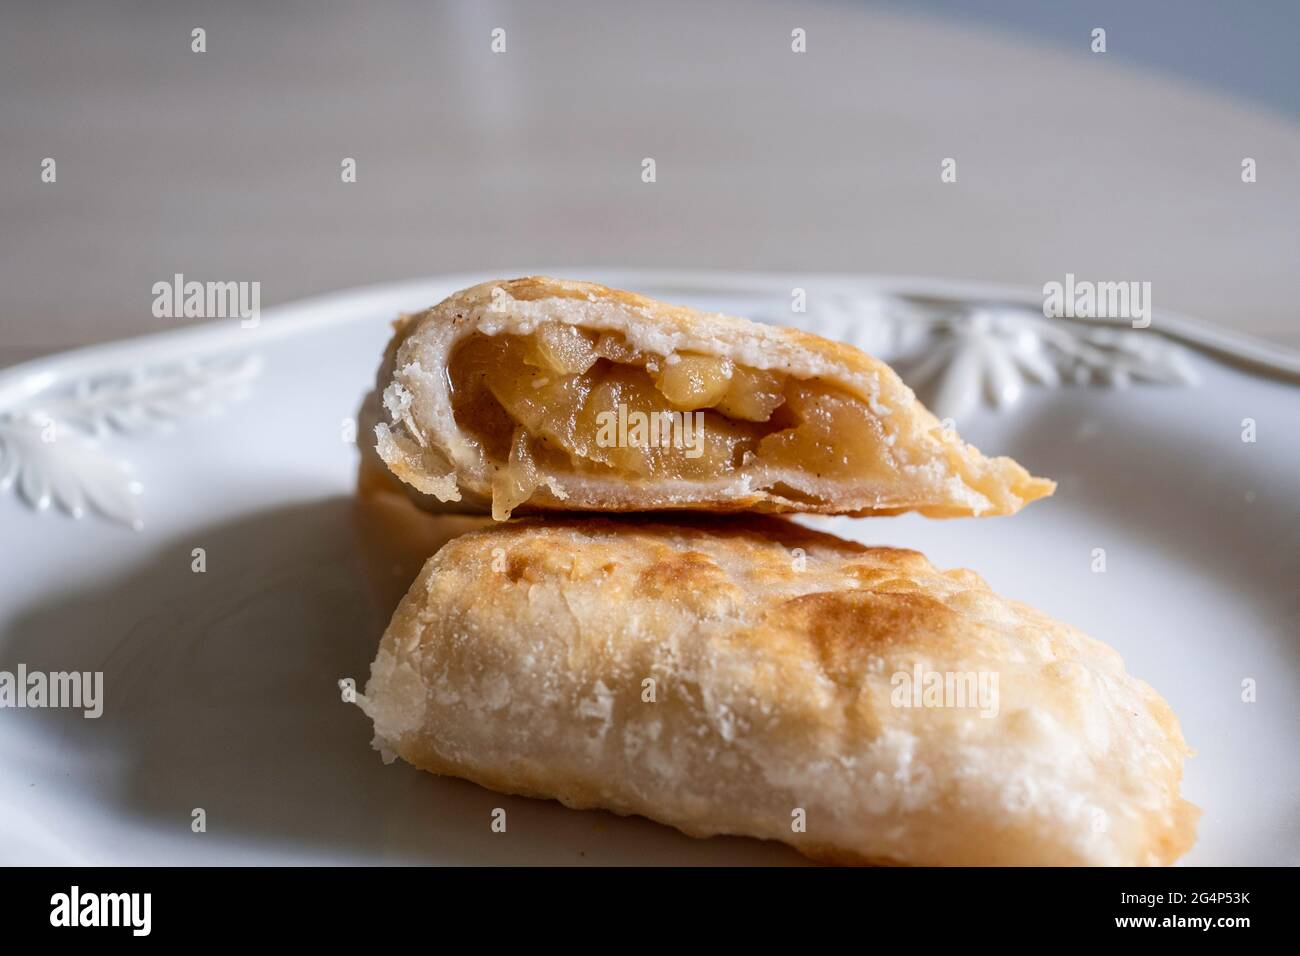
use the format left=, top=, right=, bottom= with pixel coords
left=2, top=0, right=1298, bottom=370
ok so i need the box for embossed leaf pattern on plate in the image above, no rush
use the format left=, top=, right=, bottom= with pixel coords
left=789, top=294, right=1199, bottom=421
left=0, top=354, right=260, bottom=527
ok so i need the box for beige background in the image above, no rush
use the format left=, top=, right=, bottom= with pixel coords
left=2, top=0, right=1298, bottom=369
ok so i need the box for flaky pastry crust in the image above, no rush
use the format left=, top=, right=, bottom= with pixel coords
left=358, top=517, right=1197, bottom=866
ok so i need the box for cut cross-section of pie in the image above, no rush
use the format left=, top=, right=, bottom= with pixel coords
left=368, top=277, right=1055, bottom=520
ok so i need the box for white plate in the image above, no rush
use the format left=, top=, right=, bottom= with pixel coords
left=1, top=270, right=1297, bottom=866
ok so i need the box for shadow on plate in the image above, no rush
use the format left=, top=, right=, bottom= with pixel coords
left=2, top=493, right=807, bottom=865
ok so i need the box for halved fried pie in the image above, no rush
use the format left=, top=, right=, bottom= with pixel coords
left=368, top=277, right=1054, bottom=520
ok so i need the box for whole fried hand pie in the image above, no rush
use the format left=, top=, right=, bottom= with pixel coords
left=358, top=516, right=1196, bottom=866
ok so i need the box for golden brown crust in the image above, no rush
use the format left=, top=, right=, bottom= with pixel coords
left=368, top=277, right=1055, bottom=519
left=359, top=516, right=1197, bottom=866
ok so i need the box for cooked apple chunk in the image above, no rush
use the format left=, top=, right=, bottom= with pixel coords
left=370, top=277, right=1055, bottom=519
left=655, top=354, right=734, bottom=410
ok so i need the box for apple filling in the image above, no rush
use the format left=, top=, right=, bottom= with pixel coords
left=447, top=323, right=902, bottom=515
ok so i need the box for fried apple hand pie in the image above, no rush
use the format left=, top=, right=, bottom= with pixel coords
left=367, top=277, right=1054, bottom=520
left=357, top=517, right=1196, bottom=866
